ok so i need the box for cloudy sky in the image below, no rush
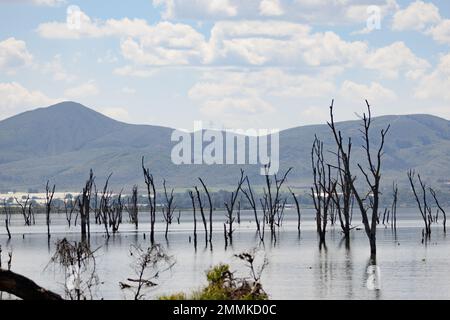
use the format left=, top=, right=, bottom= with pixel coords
left=0, top=0, right=449, bottom=130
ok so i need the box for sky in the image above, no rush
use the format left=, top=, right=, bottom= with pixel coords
left=0, top=0, right=449, bottom=131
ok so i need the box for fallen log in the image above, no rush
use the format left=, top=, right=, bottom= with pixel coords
left=0, top=269, right=63, bottom=300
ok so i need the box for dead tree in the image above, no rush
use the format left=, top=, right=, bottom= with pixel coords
left=121, top=244, right=174, bottom=300
left=0, top=269, right=63, bottom=300
left=195, top=186, right=208, bottom=246
left=289, top=188, right=301, bottom=233
left=327, top=105, right=354, bottom=244
left=311, top=136, right=337, bottom=247
left=407, top=170, right=432, bottom=237
left=98, top=174, right=113, bottom=238
left=142, top=156, right=156, bottom=244
left=224, top=169, right=246, bottom=244
left=162, top=180, right=176, bottom=240
left=391, top=183, right=398, bottom=232
left=262, top=165, right=292, bottom=241
left=109, top=192, right=123, bottom=234
left=199, top=178, right=213, bottom=244
left=79, top=170, right=95, bottom=240
left=189, top=190, right=197, bottom=250
left=45, top=181, right=55, bottom=239
left=15, top=195, right=32, bottom=226
left=429, top=187, right=446, bottom=233
left=241, top=176, right=264, bottom=241
left=64, top=196, right=77, bottom=228
left=3, top=200, right=11, bottom=239
left=127, top=185, right=139, bottom=229
left=328, top=100, right=390, bottom=259
left=48, top=238, right=99, bottom=300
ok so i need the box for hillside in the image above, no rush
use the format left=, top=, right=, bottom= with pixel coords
left=0, top=102, right=449, bottom=192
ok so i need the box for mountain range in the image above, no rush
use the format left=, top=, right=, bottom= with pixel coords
left=0, top=101, right=449, bottom=192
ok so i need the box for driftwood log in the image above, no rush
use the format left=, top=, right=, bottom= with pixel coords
left=0, top=269, right=63, bottom=300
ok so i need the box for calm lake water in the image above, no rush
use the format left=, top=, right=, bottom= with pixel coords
left=1, top=208, right=449, bottom=300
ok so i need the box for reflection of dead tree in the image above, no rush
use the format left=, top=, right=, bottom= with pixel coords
left=328, top=100, right=390, bottom=259
left=79, top=170, right=95, bottom=240
left=48, top=238, right=99, bottom=300
left=188, top=190, right=198, bottom=250
left=195, top=186, right=208, bottom=246
left=3, top=200, right=11, bottom=239
left=142, top=156, right=157, bottom=244
left=45, top=181, right=55, bottom=239
left=289, top=188, right=301, bottom=233
left=224, top=170, right=246, bottom=245
left=121, top=244, right=174, bottom=300
left=429, top=187, right=446, bottom=234
left=15, top=195, right=32, bottom=226
left=199, top=178, right=213, bottom=244
left=127, top=185, right=139, bottom=229
left=311, top=136, right=337, bottom=247
left=241, top=176, right=264, bottom=241
left=162, top=180, right=176, bottom=240
left=407, top=170, right=432, bottom=237
left=0, top=269, right=63, bottom=300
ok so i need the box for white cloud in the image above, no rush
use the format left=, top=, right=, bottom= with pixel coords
left=152, top=0, right=398, bottom=25
left=0, top=37, right=33, bottom=74
left=259, top=0, right=284, bottom=17
left=32, top=0, right=65, bottom=6
left=415, top=53, right=450, bottom=101
left=64, top=80, right=99, bottom=98
left=391, top=1, right=450, bottom=45
left=427, top=20, right=450, bottom=45
left=153, top=0, right=237, bottom=20
left=122, top=87, right=136, bottom=94
left=113, top=65, right=157, bottom=78
left=189, top=68, right=337, bottom=122
left=364, top=42, right=430, bottom=79
left=0, top=82, right=58, bottom=118
left=392, top=0, right=440, bottom=31
left=340, top=80, right=397, bottom=102
left=40, top=54, right=73, bottom=81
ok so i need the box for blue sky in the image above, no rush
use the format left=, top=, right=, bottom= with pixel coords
left=0, top=0, right=449, bottom=130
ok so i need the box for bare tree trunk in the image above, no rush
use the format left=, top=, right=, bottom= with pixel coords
left=3, top=200, right=11, bottom=239
left=195, top=186, right=208, bottom=246
left=289, top=189, right=301, bottom=233
left=0, top=269, right=63, bottom=300
left=162, top=180, right=175, bottom=240
left=408, top=170, right=432, bottom=237
left=328, top=100, right=390, bottom=259
left=142, top=157, right=157, bottom=245
left=392, top=183, right=398, bottom=233
left=242, top=176, right=263, bottom=241
left=189, top=191, right=197, bottom=250
left=224, top=170, right=246, bottom=245
left=45, top=181, right=55, bottom=240
left=430, top=187, right=446, bottom=233
left=199, top=178, right=213, bottom=244
left=80, top=170, right=95, bottom=241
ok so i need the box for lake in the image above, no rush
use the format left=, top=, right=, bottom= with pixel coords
left=1, top=208, right=449, bottom=300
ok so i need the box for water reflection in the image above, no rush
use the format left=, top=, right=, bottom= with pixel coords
left=1, top=208, right=450, bottom=299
